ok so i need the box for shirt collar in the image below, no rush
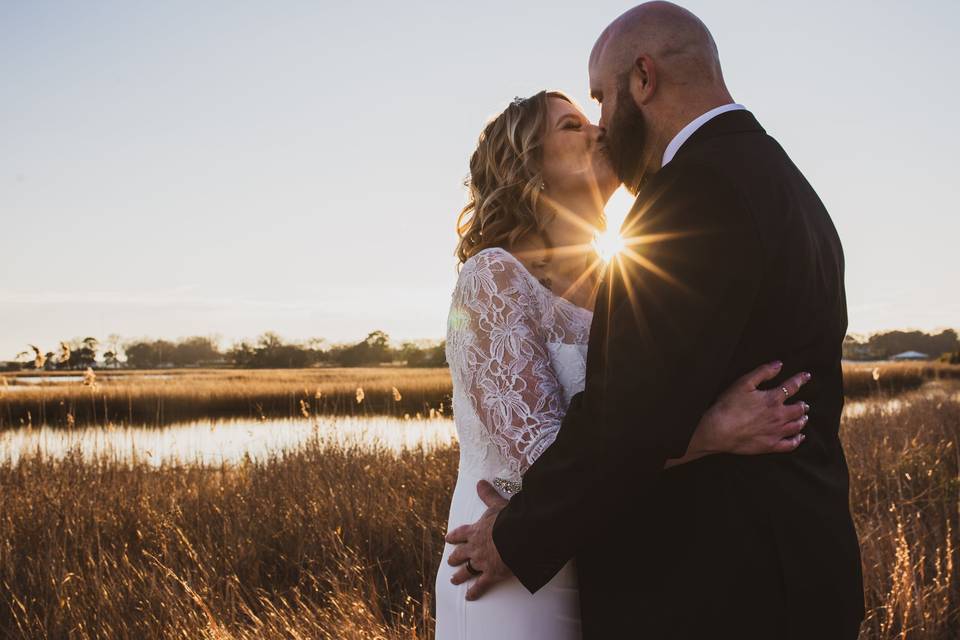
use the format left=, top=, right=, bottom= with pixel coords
left=661, top=103, right=746, bottom=168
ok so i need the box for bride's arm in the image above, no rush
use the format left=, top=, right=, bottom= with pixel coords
left=449, top=251, right=566, bottom=478
left=664, top=362, right=812, bottom=468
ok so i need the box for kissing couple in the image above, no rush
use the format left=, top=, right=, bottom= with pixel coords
left=434, top=2, right=865, bottom=639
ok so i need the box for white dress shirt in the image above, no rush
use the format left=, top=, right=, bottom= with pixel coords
left=661, top=103, right=746, bottom=168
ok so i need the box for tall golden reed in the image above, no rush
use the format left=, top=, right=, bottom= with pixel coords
left=0, top=383, right=957, bottom=637
left=1, top=364, right=957, bottom=429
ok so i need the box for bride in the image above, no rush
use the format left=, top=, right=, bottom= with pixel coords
left=434, top=90, right=812, bottom=639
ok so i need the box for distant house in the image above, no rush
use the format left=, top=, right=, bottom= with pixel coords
left=891, top=350, right=930, bottom=361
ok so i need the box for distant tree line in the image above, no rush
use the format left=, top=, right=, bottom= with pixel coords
left=8, top=331, right=446, bottom=370
left=11, top=337, right=104, bottom=372
left=226, top=331, right=444, bottom=368
left=843, top=329, right=959, bottom=361
left=8, top=328, right=958, bottom=371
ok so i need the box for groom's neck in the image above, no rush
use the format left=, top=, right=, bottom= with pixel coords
left=648, top=88, right=735, bottom=169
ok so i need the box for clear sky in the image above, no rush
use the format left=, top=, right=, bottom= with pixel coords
left=2, top=0, right=958, bottom=360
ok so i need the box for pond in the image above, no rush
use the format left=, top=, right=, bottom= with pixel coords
left=1, top=373, right=173, bottom=390
left=0, top=415, right=458, bottom=466
left=1, top=382, right=954, bottom=467
left=842, top=380, right=959, bottom=418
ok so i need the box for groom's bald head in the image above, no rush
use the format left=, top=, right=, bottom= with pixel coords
left=590, top=1, right=724, bottom=95
left=588, top=2, right=733, bottom=191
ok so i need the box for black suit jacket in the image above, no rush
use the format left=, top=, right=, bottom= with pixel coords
left=492, top=110, right=864, bottom=639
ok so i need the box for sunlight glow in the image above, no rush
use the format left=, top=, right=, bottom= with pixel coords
left=593, top=188, right=634, bottom=262
left=594, top=229, right=626, bottom=263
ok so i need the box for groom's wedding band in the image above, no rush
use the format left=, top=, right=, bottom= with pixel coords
left=781, top=386, right=790, bottom=397
left=466, top=560, right=482, bottom=576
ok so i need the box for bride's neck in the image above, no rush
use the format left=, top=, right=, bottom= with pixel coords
left=512, top=191, right=604, bottom=307
left=543, top=190, right=603, bottom=271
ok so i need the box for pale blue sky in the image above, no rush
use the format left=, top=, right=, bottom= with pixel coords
left=2, top=0, right=958, bottom=359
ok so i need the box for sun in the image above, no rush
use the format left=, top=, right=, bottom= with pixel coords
left=591, top=188, right=633, bottom=262
left=594, top=229, right=626, bottom=262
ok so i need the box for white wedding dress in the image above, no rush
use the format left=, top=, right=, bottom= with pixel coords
left=435, top=246, right=592, bottom=639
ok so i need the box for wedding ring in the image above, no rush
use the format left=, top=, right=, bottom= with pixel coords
left=466, top=559, right=482, bottom=576
left=781, top=386, right=789, bottom=397
left=493, top=477, right=522, bottom=495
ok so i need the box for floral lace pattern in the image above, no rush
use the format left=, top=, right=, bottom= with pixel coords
left=446, top=247, right=593, bottom=478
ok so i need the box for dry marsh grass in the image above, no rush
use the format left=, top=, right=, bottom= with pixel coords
left=0, top=368, right=452, bottom=428
left=0, top=385, right=958, bottom=638
left=2, top=363, right=959, bottom=429
left=844, top=384, right=960, bottom=638
left=842, top=361, right=960, bottom=398
left=0, top=438, right=456, bottom=639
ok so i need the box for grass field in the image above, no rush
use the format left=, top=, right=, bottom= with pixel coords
left=0, top=381, right=957, bottom=638
left=2, top=362, right=958, bottom=429
left=841, top=361, right=960, bottom=398
left=0, top=367, right=452, bottom=428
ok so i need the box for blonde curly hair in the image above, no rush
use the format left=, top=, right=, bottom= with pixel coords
left=455, top=90, right=573, bottom=265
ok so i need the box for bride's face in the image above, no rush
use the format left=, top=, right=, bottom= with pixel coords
left=539, top=97, right=620, bottom=212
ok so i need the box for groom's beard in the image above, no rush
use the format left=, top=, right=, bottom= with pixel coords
left=606, top=85, right=650, bottom=196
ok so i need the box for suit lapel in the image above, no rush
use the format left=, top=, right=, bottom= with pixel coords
left=619, top=110, right=766, bottom=238
left=671, top=109, right=765, bottom=163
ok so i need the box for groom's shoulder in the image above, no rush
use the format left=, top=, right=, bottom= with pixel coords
left=672, top=134, right=773, bottom=174
left=662, top=124, right=799, bottom=210
left=670, top=114, right=796, bottom=187
left=629, top=130, right=787, bottom=233
left=624, top=156, right=754, bottom=242
left=652, top=152, right=746, bottom=208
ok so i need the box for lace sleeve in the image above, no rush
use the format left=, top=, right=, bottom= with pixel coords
left=449, top=249, right=567, bottom=476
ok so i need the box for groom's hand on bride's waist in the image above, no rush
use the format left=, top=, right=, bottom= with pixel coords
left=445, top=480, right=514, bottom=600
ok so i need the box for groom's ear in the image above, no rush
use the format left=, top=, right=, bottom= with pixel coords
left=630, top=54, right=658, bottom=106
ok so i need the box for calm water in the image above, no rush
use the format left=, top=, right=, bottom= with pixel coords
left=842, top=381, right=959, bottom=418
left=1, top=373, right=172, bottom=391
left=0, top=416, right=458, bottom=467
left=1, top=382, right=954, bottom=467
left=12, top=375, right=87, bottom=384
left=0, top=398, right=915, bottom=467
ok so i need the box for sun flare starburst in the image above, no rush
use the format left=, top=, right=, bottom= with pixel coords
left=594, top=229, right=626, bottom=262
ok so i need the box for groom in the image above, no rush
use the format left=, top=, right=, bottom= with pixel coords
left=445, top=2, right=865, bottom=638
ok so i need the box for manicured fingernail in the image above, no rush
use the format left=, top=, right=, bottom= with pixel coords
left=802, top=401, right=810, bottom=412
left=802, top=415, right=809, bottom=423
left=772, top=360, right=783, bottom=368
left=799, top=433, right=806, bottom=441
left=803, top=372, right=812, bottom=380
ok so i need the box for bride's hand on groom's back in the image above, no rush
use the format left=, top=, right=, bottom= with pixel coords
left=686, top=361, right=812, bottom=459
